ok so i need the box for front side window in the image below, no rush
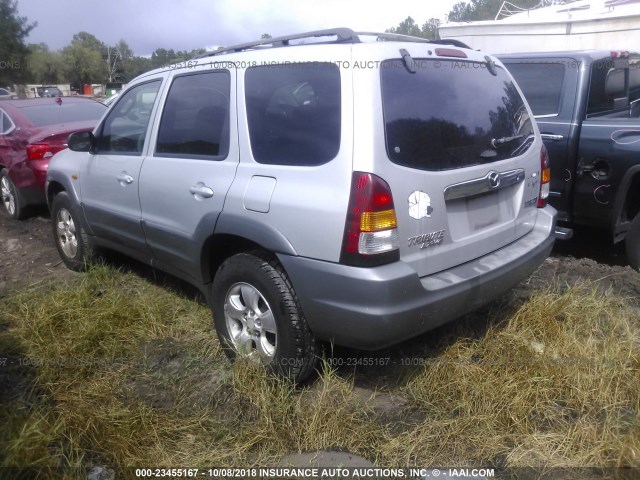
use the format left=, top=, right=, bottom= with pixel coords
left=156, top=71, right=230, bottom=159
left=245, top=63, right=341, bottom=166
left=381, top=59, right=534, bottom=171
left=97, top=80, right=161, bottom=155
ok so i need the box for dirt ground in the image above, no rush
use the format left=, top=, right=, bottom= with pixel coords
left=0, top=207, right=79, bottom=298
left=2, top=207, right=639, bottom=301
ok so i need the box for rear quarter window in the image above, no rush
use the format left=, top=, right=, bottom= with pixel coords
left=381, top=59, right=534, bottom=171
left=588, top=57, right=640, bottom=115
left=504, top=62, right=566, bottom=116
left=245, top=63, right=341, bottom=166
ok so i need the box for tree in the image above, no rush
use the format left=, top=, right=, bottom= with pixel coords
left=104, top=45, right=120, bottom=82
left=0, top=0, right=36, bottom=86
left=115, top=39, right=133, bottom=66
left=150, top=48, right=178, bottom=68
left=70, top=31, right=105, bottom=52
left=123, top=55, right=153, bottom=82
left=386, top=16, right=440, bottom=40
left=62, top=40, right=108, bottom=85
left=387, top=16, right=423, bottom=37
left=447, top=0, right=553, bottom=22
left=27, top=43, right=66, bottom=84
left=422, top=18, right=441, bottom=40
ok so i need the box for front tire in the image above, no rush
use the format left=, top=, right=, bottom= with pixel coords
left=211, top=251, right=318, bottom=383
left=0, top=169, right=27, bottom=220
left=51, top=192, right=94, bottom=271
left=626, top=213, right=640, bottom=271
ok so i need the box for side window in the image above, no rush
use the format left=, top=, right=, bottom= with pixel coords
left=156, top=71, right=230, bottom=159
left=97, top=80, right=161, bottom=155
left=245, top=63, right=341, bottom=166
left=586, top=57, right=640, bottom=115
left=1, top=111, right=13, bottom=134
left=506, top=62, right=566, bottom=116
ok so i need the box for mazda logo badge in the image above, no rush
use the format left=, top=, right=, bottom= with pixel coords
left=488, top=171, right=501, bottom=188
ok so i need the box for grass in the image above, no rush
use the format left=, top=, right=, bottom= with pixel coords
left=0, top=265, right=638, bottom=478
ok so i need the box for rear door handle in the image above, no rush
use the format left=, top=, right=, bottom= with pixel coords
left=116, top=172, right=134, bottom=185
left=540, top=134, right=564, bottom=141
left=189, top=182, right=214, bottom=199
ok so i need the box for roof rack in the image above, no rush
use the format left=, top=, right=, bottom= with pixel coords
left=194, top=28, right=472, bottom=59
left=358, top=32, right=471, bottom=49
left=195, top=28, right=360, bottom=58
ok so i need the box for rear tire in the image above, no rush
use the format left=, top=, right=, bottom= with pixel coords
left=0, top=169, right=27, bottom=220
left=51, top=192, right=94, bottom=272
left=626, top=213, right=640, bottom=271
left=211, top=251, right=318, bottom=383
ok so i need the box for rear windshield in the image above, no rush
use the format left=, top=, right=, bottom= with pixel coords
left=381, top=59, right=534, bottom=171
left=19, top=102, right=106, bottom=127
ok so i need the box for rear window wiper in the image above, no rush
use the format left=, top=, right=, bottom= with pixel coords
left=491, top=135, right=523, bottom=148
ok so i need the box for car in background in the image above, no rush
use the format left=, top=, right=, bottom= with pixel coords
left=0, top=97, right=106, bottom=219
left=37, top=86, right=64, bottom=98
left=0, top=88, right=17, bottom=100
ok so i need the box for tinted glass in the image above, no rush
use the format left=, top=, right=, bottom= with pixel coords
left=2, top=112, right=12, bottom=133
left=97, top=80, right=161, bottom=155
left=631, top=58, right=640, bottom=103
left=506, top=62, right=565, bottom=116
left=19, top=102, right=106, bottom=127
left=587, top=57, right=640, bottom=114
left=381, top=59, right=534, bottom=171
left=245, top=63, right=340, bottom=166
left=0, top=88, right=9, bottom=95
left=588, top=59, right=622, bottom=114
left=156, top=71, right=230, bottom=159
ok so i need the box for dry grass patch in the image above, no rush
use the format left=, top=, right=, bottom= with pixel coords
left=386, top=286, right=640, bottom=467
left=1, top=266, right=638, bottom=477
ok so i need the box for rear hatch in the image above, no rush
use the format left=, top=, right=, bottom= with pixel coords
left=361, top=46, right=542, bottom=277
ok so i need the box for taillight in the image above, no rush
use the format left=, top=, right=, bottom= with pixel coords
left=26, top=143, right=66, bottom=161
left=537, top=144, right=551, bottom=208
left=340, top=172, right=400, bottom=267
left=610, top=50, right=630, bottom=59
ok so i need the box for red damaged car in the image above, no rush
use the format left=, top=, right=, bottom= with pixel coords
left=0, top=97, right=106, bottom=219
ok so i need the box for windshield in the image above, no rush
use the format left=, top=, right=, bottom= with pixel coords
left=19, top=102, right=106, bottom=127
left=381, top=59, right=534, bottom=171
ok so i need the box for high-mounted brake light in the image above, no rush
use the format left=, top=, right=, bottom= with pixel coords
left=340, top=172, right=400, bottom=267
left=26, top=143, right=66, bottom=161
left=435, top=48, right=467, bottom=59
left=537, top=144, right=551, bottom=208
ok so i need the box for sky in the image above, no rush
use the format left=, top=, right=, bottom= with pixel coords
left=17, top=0, right=461, bottom=56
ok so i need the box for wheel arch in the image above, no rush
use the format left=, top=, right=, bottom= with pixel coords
left=202, top=213, right=298, bottom=284
left=611, top=166, right=640, bottom=243
left=45, top=171, right=82, bottom=209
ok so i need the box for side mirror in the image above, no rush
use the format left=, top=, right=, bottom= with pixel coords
left=67, top=131, right=95, bottom=153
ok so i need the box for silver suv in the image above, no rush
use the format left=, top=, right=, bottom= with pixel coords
left=47, top=29, right=556, bottom=382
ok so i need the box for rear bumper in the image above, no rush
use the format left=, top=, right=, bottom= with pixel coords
left=278, top=206, right=556, bottom=350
